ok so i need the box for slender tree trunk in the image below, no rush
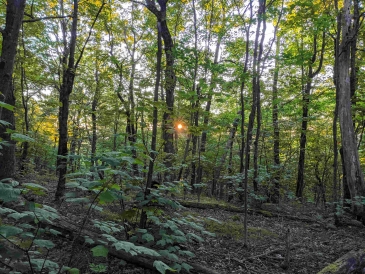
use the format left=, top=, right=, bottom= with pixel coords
left=271, top=36, right=281, bottom=203
left=91, top=62, right=100, bottom=170
left=20, top=66, right=30, bottom=171
left=140, top=20, right=162, bottom=229
left=0, top=0, right=27, bottom=180
left=244, top=0, right=264, bottom=195
left=55, top=0, right=78, bottom=201
left=337, top=0, right=365, bottom=220
left=144, top=1, right=176, bottom=180
left=55, top=0, right=104, bottom=200
left=196, top=37, right=222, bottom=187
left=214, top=118, right=239, bottom=199
left=332, top=0, right=340, bottom=224
left=253, top=0, right=267, bottom=192
left=296, top=32, right=325, bottom=199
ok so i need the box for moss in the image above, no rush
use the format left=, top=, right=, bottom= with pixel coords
left=180, top=211, right=199, bottom=218
left=317, top=261, right=340, bottom=274
left=204, top=219, right=278, bottom=241
left=259, top=210, right=273, bottom=217
left=247, top=227, right=278, bottom=240
left=204, top=219, right=244, bottom=240
left=230, top=215, right=241, bottom=221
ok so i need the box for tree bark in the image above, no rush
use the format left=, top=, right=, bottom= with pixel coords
left=55, top=0, right=78, bottom=201
left=0, top=0, right=27, bottom=180
left=139, top=20, right=162, bottom=229
left=143, top=0, right=176, bottom=179
left=296, top=32, right=325, bottom=199
left=337, top=0, right=365, bottom=220
left=55, top=0, right=105, bottom=200
left=271, top=36, right=281, bottom=203
left=214, top=117, right=239, bottom=199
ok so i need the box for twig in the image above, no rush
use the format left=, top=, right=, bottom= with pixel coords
left=23, top=16, right=72, bottom=23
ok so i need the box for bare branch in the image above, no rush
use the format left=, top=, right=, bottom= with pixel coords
left=24, top=12, right=34, bottom=19
left=23, top=16, right=72, bottom=23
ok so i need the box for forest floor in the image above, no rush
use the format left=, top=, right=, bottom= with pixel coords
left=11, top=174, right=365, bottom=274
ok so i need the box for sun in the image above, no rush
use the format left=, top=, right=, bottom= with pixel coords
left=177, top=124, right=183, bottom=129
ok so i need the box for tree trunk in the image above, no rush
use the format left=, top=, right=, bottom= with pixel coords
left=253, top=0, right=267, bottom=193
left=55, top=0, right=78, bottom=201
left=196, top=37, right=222, bottom=187
left=20, top=66, right=30, bottom=172
left=271, top=36, right=281, bottom=203
left=0, top=0, right=27, bottom=180
left=139, top=20, right=162, bottom=229
left=337, top=0, right=365, bottom=220
left=214, top=117, right=239, bottom=199
left=244, top=0, right=264, bottom=197
left=91, top=62, right=100, bottom=171
left=296, top=32, right=325, bottom=199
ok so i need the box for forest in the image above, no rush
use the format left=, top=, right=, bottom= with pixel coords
left=1, top=0, right=365, bottom=273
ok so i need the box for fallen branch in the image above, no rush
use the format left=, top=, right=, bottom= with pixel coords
left=179, top=201, right=337, bottom=228
left=317, top=249, right=365, bottom=274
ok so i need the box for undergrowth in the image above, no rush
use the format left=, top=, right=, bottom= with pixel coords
left=0, top=153, right=216, bottom=274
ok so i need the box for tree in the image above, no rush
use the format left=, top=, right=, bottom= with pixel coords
left=140, top=0, right=176, bottom=177
left=55, top=0, right=105, bottom=201
left=0, top=0, right=27, bottom=180
left=337, top=0, right=365, bottom=220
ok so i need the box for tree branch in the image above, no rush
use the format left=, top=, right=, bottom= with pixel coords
left=75, top=1, right=106, bottom=68
left=23, top=16, right=72, bottom=23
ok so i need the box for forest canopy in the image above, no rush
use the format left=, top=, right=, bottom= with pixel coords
left=0, top=0, right=365, bottom=272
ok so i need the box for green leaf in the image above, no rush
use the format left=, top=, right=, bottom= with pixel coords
left=30, top=259, right=58, bottom=272
left=0, top=120, right=12, bottom=127
left=68, top=268, right=80, bottom=274
left=113, top=241, right=137, bottom=255
left=19, top=223, right=35, bottom=229
left=153, top=260, right=175, bottom=274
left=142, top=233, right=154, bottom=243
left=8, top=211, right=34, bottom=221
left=181, top=262, right=193, bottom=272
left=84, top=236, right=95, bottom=244
left=0, top=101, right=14, bottom=111
left=33, top=239, right=55, bottom=249
left=49, top=229, right=62, bottom=236
left=0, top=207, right=16, bottom=215
left=91, top=245, right=109, bottom=257
left=98, top=190, right=117, bottom=204
left=159, top=250, right=179, bottom=261
left=34, top=207, right=59, bottom=222
left=134, top=245, right=161, bottom=257
left=65, top=197, right=90, bottom=203
left=0, top=225, right=23, bottom=237
left=187, top=233, right=204, bottom=242
left=0, top=182, right=21, bottom=203
left=11, top=133, right=35, bottom=143
left=178, top=250, right=195, bottom=257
